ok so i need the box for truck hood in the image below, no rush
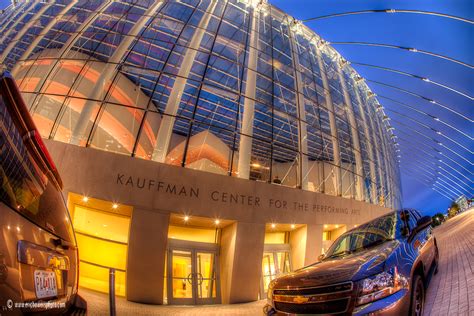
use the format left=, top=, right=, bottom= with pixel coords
left=272, top=240, right=399, bottom=289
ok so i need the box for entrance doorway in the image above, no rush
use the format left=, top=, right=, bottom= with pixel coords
left=261, top=244, right=292, bottom=298
left=167, top=240, right=220, bottom=305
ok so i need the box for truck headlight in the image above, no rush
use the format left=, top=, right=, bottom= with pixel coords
left=356, top=267, right=407, bottom=306
left=267, top=280, right=276, bottom=303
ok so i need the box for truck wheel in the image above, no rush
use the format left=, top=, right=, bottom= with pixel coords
left=410, top=274, right=425, bottom=316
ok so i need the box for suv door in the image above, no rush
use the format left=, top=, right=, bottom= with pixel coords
left=407, top=210, right=435, bottom=279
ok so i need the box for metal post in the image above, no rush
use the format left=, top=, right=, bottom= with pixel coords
left=11, top=0, right=79, bottom=77
left=109, top=268, right=116, bottom=316
left=70, top=0, right=164, bottom=145
left=315, top=44, right=342, bottom=196
left=237, top=4, right=259, bottom=180
left=288, top=20, right=309, bottom=190
left=0, top=1, right=54, bottom=64
left=336, top=62, right=364, bottom=201
left=152, top=0, right=219, bottom=163
left=352, top=78, right=378, bottom=204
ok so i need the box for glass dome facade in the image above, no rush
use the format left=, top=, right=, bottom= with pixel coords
left=0, top=0, right=401, bottom=209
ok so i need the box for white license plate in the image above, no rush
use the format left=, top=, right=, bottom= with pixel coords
left=34, top=270, right=58, bottom=299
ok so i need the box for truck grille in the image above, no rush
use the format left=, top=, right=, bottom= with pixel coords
left=275, top=298, right=349, bottom=314
left=272, top=282, right=353, bottom=314
left=273, top=282, right=352, bottom=295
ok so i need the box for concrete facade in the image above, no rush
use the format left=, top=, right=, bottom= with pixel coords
left=45, top=140, right=391, bottom=304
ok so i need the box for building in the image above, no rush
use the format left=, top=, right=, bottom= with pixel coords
left=0, top=0, right=401, bottom=305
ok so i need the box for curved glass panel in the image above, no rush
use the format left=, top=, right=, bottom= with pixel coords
left=0, top=0, right=401, bottom=209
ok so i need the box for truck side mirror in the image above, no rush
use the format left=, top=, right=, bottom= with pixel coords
left=416, top=216, right=432, bottom=230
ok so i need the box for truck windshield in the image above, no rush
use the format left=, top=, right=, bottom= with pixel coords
left=324, top=213, right=397, bottom=259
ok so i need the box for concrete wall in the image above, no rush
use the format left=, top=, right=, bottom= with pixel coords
left=45, top=140, right=392, bottom=304
left=126, top=209, right=169, bottom=304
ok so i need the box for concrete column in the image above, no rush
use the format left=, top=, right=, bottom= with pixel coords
left=315, top=46, right=341, bottom=196
left=11, top=0, right=79, bottom=77
left=152, top=0, right=219, bottom=163
left=370, top=99, right=390, bottom=207
left=31, top=0, right=112, bottom=96
left=352, top=81, right=377, bottom=203
left=0, top=1, right=34, bottom=45
left=288, top=20, right=309, bottom=190
left=290, top=224, right=323, bottom=270
left=0, top=3, right=23, bottom=35
left=304, top=224, right=324, bottom=266
left=126, top=209, right=169, bottom=304
left=336, top=63, right=364, bottom=201
left=70, top=1, right=164, bottom=145
left=237, top=7, right=259, bottom=180
left=377, top=121, right=393, bottom=208
left=363, top=91, right=385, bottom=205
left=220, top=222, right=265, bottom=304
left=289, top=226, right=307, bottom=270
left=0, top=1, right=54, bottom=64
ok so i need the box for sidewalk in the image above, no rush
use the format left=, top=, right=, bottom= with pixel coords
left=423, top=208, right=474, bottom=315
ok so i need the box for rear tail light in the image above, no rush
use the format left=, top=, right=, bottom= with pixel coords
left=30, top=130, right=63, bottom=188
left=1, top=71, right=63, bottom=188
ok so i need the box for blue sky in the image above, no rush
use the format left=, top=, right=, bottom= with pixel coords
left=270, top=0, right=473, bottom=216
left=1, top=0, right=472, bottom=216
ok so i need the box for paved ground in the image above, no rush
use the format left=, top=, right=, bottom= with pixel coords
left=80, top=208, right=474, bottom=316
left=423, top=208, right=474, bottom=316
left=79, top=289, right=266, bottom=316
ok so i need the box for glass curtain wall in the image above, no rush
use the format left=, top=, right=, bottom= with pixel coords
left=0, top=0, right=401, bottom=210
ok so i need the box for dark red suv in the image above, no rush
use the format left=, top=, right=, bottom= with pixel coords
left=0, top=71, right=86, bottom=314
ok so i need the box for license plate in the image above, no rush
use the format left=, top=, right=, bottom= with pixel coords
left=34, top=270, right=58, bottom=299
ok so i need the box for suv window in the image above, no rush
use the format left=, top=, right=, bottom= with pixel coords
left=324, top=213, right=397, bottom=258
left=0, top=84, right=74, bottom=241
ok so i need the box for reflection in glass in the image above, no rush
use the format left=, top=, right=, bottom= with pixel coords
left=0, top=0, right=401, bottom=210
left=172, top=250, right=193, bottom=299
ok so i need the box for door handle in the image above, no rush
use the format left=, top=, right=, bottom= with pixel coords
left=186, top=273, right=193, bottom=284
left=196, top=272, right=204, bottom=285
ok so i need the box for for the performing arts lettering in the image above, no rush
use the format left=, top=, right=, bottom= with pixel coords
left=117, top=174, right=199, bottom=198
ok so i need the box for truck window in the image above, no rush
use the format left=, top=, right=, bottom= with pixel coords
left=0, top=85, right=74, bottom=242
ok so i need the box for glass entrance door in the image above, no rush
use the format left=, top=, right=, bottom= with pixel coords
left=261, top=250, right=291, bottom=298
left=167, top=245, right=220, bottom=305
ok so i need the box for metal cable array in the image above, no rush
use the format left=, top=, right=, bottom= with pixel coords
left=302, top=9, right=474, bottom=25
left=331, top=41, right=473, bottom=69
left=368, top=79, right=472, bottom=122
left=301, top=8, right=474, bottom=202
left=351, top=61, right=473, bottom=101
